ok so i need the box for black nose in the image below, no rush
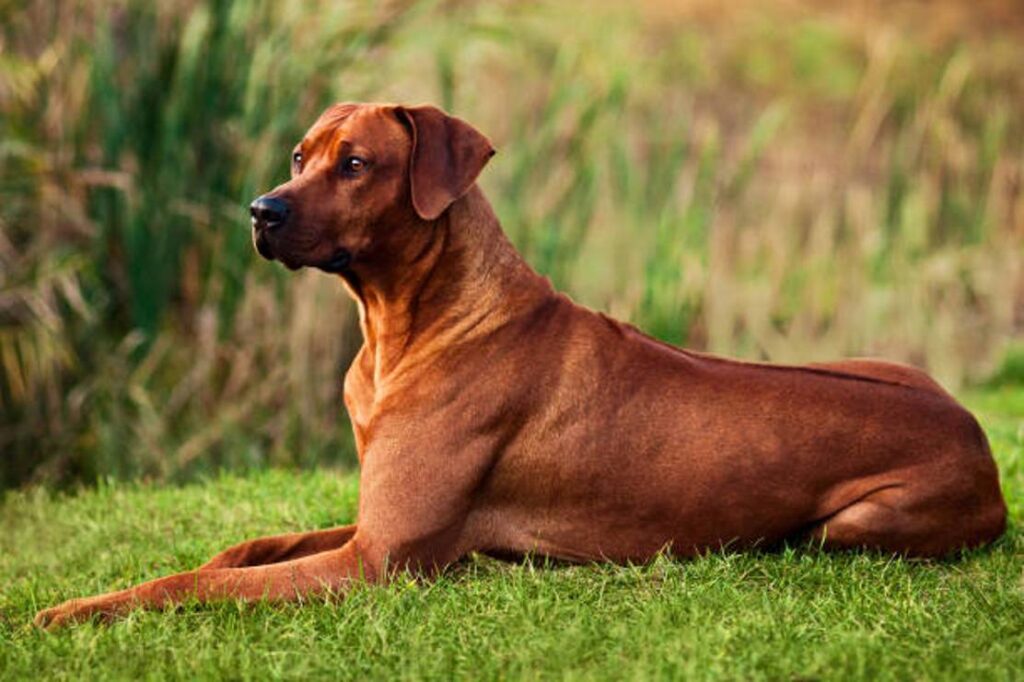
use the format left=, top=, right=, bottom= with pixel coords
left=249, top=195, right=290, bottom=229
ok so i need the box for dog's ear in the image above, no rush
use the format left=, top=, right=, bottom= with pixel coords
left=395, top=105, right=496, bottom=221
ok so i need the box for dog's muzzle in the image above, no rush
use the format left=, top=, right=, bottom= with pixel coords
left=248, top=195, right=351, bottom=273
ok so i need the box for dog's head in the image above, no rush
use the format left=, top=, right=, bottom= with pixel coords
left=249, top=103, right=495, bottom=274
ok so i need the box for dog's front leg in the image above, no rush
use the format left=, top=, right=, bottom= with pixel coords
left=199, top=524, right=357, bottom=569
left=34, top=536, right=374, bottom=629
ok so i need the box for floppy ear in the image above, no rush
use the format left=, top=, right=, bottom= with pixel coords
left=395, top=105, right=496, bottom=221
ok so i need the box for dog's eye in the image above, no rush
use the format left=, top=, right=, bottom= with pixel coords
left=292, top=151, right=303, bottom=170
left=342, top=156, right=367, bottom=175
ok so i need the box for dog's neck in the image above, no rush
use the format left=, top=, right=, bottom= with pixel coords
left=342, top=185, right=553, bottom=382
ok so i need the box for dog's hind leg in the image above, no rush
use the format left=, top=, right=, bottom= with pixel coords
left=199, top=525, right=357, bottom=569
left=807, top=469, right=1005, bottom=558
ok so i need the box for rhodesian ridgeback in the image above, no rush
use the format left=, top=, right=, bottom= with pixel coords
left=35, top=103, right=1007, bottom=628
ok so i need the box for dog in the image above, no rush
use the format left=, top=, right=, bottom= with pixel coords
left=34, top=102, right=1007, bottom=628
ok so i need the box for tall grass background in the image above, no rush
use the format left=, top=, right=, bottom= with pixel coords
left=1, top=0, right=1022, bottom=489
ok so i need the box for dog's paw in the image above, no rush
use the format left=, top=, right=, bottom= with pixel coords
left=33, top=599, right=80, bottom=630
left=33, top=597, right=116, bottom=630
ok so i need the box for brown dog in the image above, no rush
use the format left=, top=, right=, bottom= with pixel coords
left=35, top=103, right=1007, bottom=628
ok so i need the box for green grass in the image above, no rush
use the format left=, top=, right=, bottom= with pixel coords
left=1, top=389, right=1021, bottom=681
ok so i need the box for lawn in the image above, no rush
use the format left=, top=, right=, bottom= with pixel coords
left=1, top=390, right=1021, bottom=681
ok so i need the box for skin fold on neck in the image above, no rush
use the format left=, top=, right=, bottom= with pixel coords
left=341, top=185, right=554, bottom=385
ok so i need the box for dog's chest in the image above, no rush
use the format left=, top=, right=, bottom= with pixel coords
left=343, top=348, right=378, bottom=457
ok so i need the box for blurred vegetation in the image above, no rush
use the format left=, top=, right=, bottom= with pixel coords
left=1, top=0, right=1022, bottom=489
